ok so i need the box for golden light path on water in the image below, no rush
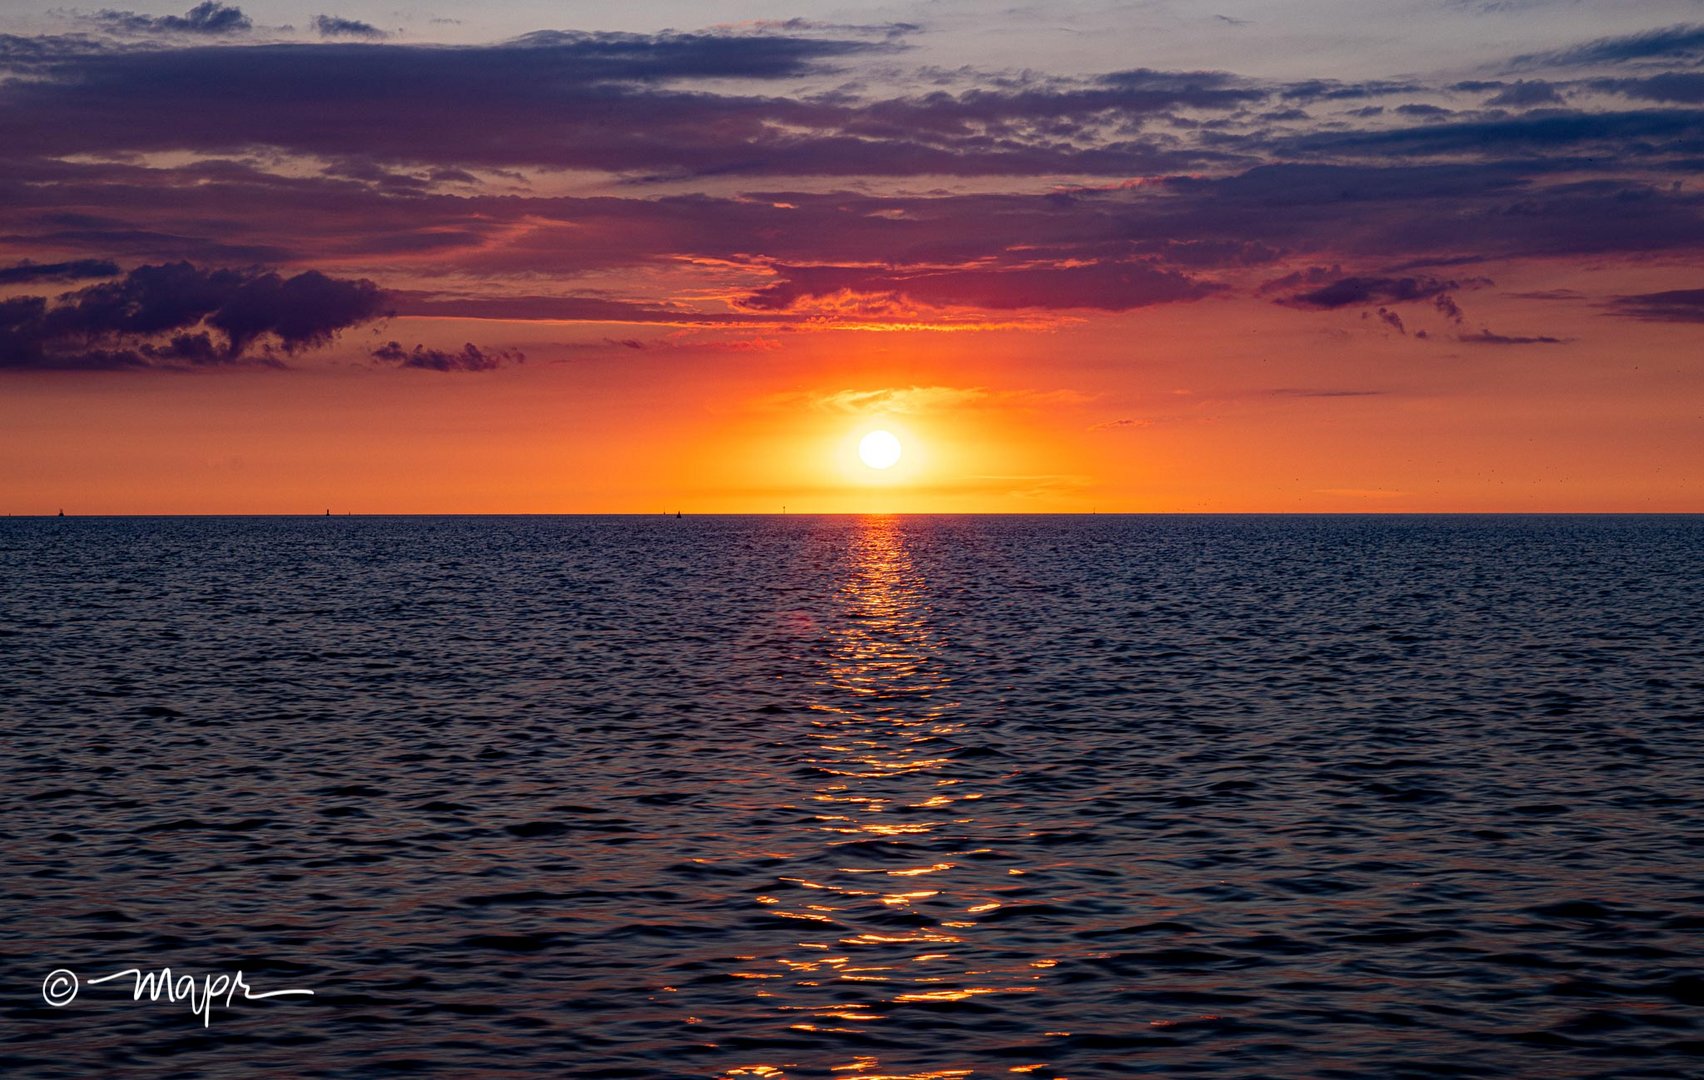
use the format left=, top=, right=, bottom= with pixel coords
left=719, top=517, right=1060, bottom=1080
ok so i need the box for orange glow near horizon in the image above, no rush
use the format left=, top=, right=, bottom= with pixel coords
left=1, top=291, right=1701, bottom=515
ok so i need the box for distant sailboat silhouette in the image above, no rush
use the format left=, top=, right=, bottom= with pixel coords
left=58, top=509, right=64, bottom=517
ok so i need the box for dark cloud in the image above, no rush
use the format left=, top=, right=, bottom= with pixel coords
left=791, top=73, right=1264, bottom=168
left=737, top=260, right=1218, bottom=314
left=89, top=2, right=252, bottom=37
left=0, top=261, right=387, bottom=370
left=501, top=28, right=892, bottom=80
left=1282, top=108, right=1704, bottom=159
left=2, top=24, right=1696, bottom=189
left=371, top=341, right=522, bottom=371
left=0, top=21, right=1701, bottom=345
left=1458, top=329, right=1565, bottom=344
left=1593, top=73, right=1704, bottom=104
left=0, top=32, right=108, bottom=62
left=1099, top=67, right=1256, bottom=96
left=1257, top=264, right=1343, bottom=295
left=312, top=15, right=387, bottom=41
left=1278, top=275, right=1476, bottom=310
left=0, top=33, right=1057, bottom=178
left=1507, top=288, right=1584, bottom=300
left=1513, top=23, right=1704, bottom=68
left=1608, top=288, right=1704, bottom=322
left=0, top=258, right=120, bottom=284
left=1485, top=80, right=1565, bottom=107
left=4, top=146, right=1698, bottom=329
left=1280, top=79, right=1423, bottom=102
left=389, top=291, right=780, bottom=326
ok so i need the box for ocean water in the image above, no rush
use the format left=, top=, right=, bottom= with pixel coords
left=2, top=514, right=1701, bottom=1079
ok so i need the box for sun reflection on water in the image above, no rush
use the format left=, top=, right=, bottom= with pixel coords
left=719, top=516, right=1059, bottom=1080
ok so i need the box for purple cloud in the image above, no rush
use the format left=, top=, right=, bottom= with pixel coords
left=0, top=262, right=387, bottom=370
left=89, top=2, right=252, bottom=37
left=1608, top=288, right=1704, bottom=322
left=1278, top=275, right=1477, bottom=310
left=1458, top=329, right=1566, bottom=344
left=313, top=15, right=387, bottom=41
left=371, top=341, right=522, bottom=371
left=0, top=258, right=120, bottom=284
left=738, top=260, right=1218, bottom=314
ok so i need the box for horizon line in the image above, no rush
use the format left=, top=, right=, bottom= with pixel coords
left=7, top=511, right=1703, bottom=519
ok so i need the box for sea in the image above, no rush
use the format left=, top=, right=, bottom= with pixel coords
left=2, top=514, right=1701, bottom=1079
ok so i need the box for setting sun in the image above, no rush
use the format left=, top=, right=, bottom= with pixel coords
left=858, top=430, right=902, bottom=470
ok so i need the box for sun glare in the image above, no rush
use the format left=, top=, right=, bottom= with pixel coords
left=858, top=429, right=902, bottom=470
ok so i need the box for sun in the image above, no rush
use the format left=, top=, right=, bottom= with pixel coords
left=858, top=429, right=902, bottom=470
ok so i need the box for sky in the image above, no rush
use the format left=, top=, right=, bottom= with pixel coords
left=1, top=0, right=1701, bottom=512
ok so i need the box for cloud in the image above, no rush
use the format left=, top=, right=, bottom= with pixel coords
left=792, top=384, right=1089, bottom=414
left=710, top=18, right=919, bottom=40
left=1486, top=80, right=1565, bottom=107
left=814, top=386, right=988, bottom=413
left=3, top=24, right=1699, bottom=191
left=0, top=31, right=991, bottom=178
left=1278, top=275, right=1475, bottom=310
left=1280, top=79, right=1423, bottom=102
left=1280, top=109, right=1704, bottom=159
left=1513, top=23, right=1704, bottom=68
left=1608, top=288, right=1704, bottom=322
left=1592, top=73, right=1704, bottom=104
left=0, top=258, right=119, bottom=284
left=89, top=2, right=252, bottom=36
left=501, top=27, right=893, bottom=80
left=0, top=261, right=387, bottom=370
left=371, top=341, right=521, bottom=371
left=2, top=147, right=1695, bottom=337
left=1457, top=328, right=1566, bottom=344
left=1, top=21, right=1702, bottom=343
left=739, top=261, right=1218, bottom=314
left=313, top=15, right=387, bottom=40
left=388, top=291, right=781, bottom=326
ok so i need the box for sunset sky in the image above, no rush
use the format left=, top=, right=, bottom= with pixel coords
left=1, top=0, right=1700, bottom=512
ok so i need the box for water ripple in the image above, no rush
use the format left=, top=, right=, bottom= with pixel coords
left=1, top=514, right=1701, bottom=1078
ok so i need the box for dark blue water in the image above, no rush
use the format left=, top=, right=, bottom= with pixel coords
left=2, top=515, right=1701, bottom=1078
